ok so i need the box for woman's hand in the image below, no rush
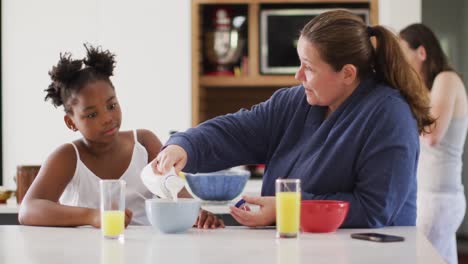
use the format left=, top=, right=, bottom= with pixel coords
left=152, top=145, right=188, bottom=175
left=89, top=208, right=133, bottom=228
left=194, top=209, right=225, bottom=229
left=229, top=196, right=276, bottom=227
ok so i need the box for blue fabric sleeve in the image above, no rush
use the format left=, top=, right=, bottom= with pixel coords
left=167, top=88, right=292, bottom=173
left=302, top=97, right=418, bottom=228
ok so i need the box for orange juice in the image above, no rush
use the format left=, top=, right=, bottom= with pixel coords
left=276, top=192, right=301, bottom=236
left=102, top=210, right=124, bottom=238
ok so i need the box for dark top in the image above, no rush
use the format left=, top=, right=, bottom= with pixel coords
left=167, top=78, right=419, bottom=227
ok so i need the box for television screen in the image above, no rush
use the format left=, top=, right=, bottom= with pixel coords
left=260, top=9, right=369, bottom=75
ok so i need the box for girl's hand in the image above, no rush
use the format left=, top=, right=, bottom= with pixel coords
left=90, top=208, right=101, bottom=228
left=229, top=196, right=276, bottom=227
left=194, top=209, right=225, bottom=229
left=89, top=208, right=133, bottom=228
left=124, top=208, right=133, bottom=228
left=152, top=145, right=188, bottom=175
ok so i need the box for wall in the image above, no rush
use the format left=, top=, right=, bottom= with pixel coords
left=379, top=0, right=421, bottom=32
left=1, top=0, right=420, bottom=188
left=462, top=0, right=468, bottom=237
left=461, top=1, right=468, bottom=86
left=2, top=0, right=191, bottom=188
left=422, top=0, right=464, bottom=78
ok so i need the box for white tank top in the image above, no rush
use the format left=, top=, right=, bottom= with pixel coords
left=59, top=130, right=153, bottom=225
left=418, top=116, right=468, bottom=192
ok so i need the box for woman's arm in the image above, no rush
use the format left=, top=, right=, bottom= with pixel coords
left=421, top=71, right=461, bottom=146
left=18, top=144, right=100, bottom=227
left=165, top=87, right=297, bottom=173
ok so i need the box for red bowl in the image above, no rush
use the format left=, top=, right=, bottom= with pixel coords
left=300, top=200, right=349, bottom=233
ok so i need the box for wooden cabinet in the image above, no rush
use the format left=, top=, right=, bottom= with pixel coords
left=191, top=0, right=378, bottom=126
left=15, top=165, right=40, bottom=204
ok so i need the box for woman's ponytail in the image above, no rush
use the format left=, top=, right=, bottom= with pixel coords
left=371, top=25, right=435, bottom=133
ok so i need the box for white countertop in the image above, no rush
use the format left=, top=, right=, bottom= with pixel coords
left=0, top=204, right=18, bottom=213
left=0, top=225, right=444, bottom=264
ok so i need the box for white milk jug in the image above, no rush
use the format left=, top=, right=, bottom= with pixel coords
left=141, top=164, right=185, bottom=200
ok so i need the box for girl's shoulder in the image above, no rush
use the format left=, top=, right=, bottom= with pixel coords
left=51, top=143, right=78, bottom=161
left=44, top=143, right=78, bottom=177
left=433, top=71, right=465, bottom=91
left=133, top=129, right=162, bottom=162
left=435, top=70, right=461, bottom=81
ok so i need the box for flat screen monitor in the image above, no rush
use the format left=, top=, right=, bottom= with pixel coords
left=260, top=8, right=370, bottom=75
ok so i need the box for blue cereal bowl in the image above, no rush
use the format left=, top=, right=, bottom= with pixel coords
left=185, top=170, right=250, bottom=201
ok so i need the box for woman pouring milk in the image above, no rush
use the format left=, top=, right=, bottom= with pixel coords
left=153, top=10, right=434, bottom=228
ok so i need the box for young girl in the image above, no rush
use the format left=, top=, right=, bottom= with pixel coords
left=18, top=44, right=223, bottom=228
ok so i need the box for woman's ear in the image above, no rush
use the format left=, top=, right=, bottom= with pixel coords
left=341, top=64, right=358, bottom=86
left=417, top=45, right=427, bottom=62
left=64, top=115, right=78, bottom=132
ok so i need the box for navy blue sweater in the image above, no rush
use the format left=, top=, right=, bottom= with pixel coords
left=167, top=78, right=419, bottom=228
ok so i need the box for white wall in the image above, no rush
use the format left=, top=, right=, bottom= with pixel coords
left=379, top=0, right=421, bottom=32
left=2, top=0, right=191, bottom=188
left=2, top=0, right=421, bottom=189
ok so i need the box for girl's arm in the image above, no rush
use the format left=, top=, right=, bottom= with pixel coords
left=137, top=129, right=163, bottom=163
left=421, top=71, right=462, bottom=146
left=18, top=144, right=99, bottom=227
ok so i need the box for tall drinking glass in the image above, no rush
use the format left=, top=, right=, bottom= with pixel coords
left=100, top=180, right=126, bottom=239
left=276, top=178, right=301, bottom=238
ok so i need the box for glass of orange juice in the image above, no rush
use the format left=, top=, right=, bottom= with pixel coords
left=276, top=178, right=301, bottom=238
left=100, top=180, right=126, bottom=239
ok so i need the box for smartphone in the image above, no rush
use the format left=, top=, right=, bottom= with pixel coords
left=351, top=233, right=405, bottom=242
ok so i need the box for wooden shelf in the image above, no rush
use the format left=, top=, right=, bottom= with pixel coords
left=194, top=0, right=372, bottom=4
left=200, top=75, right=300, bottom=87
left=191, top=0, right=378, bottom=126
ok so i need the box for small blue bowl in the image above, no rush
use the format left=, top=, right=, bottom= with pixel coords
left=145, top=198, right=200, bottom=233
left=185, top=170, right=250, bottom=201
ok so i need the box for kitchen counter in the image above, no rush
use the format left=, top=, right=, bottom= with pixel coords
left=0, top=203, right=238, bottom=214
left=0, top=225, right=444, bottom=263
left=0, top=203, right=245, bottom=225
left=0, top=179, right=263, bottom=224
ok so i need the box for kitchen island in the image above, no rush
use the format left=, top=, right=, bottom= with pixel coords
left=0, top=225, right=444, bottom=263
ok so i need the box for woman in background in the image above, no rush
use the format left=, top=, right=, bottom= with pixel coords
left=400, top=24, right=468, bottom=264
